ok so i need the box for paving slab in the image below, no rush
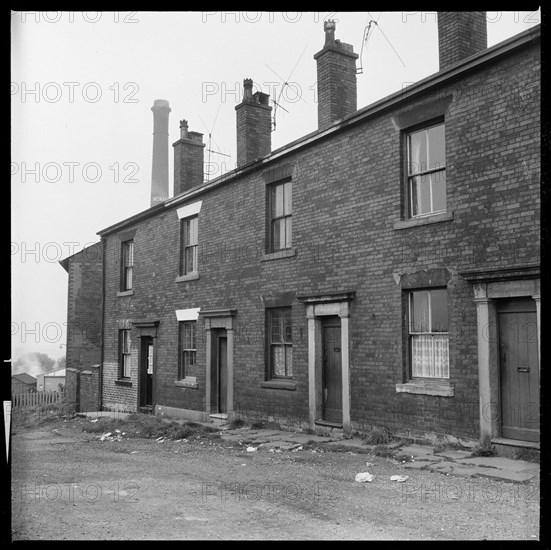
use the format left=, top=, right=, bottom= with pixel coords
left=434, top=450, right=472, bottom=460
left=456, top=456, right=537, bottom=472
left=427, top=461, right=457, bottom=472
left=473, top=469, right=536, bottom=483
left=403, top=461, right=436, bottom=470
left=448, top=468, right=479, bottom=478
left=398, top=445, right=437, bottom=458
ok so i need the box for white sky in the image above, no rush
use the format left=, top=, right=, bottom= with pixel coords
left=10, top=10, right=541, bottom=362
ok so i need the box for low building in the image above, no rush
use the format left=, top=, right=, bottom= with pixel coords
left=11, top=373, right=37, bottom=394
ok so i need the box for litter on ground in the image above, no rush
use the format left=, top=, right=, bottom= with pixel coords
left=355, top=472, right=374, bottom=483
left=390, top=475, right=409, bottom=483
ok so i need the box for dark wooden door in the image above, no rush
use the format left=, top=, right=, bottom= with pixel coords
left=322, top=318, right=342, bottom=423
left=218, top=336, right=227, bottom=414
left=139, top=337, right=154, bottom=409
left=498, top=299, right=539, bottom=442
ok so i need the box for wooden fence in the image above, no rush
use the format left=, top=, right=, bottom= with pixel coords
left=11, top=390, right=64, bottom=409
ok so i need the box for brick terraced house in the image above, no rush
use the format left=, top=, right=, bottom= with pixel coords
left=61, top=13, right=540, bottom=451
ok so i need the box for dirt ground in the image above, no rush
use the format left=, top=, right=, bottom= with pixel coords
left=10, top=416, right=540, bottom=541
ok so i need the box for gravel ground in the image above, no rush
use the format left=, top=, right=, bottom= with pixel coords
left=10, top=416, right=540, bottom=540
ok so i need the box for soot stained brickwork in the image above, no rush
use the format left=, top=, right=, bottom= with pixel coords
left=63, top=14, right=540, bottom=445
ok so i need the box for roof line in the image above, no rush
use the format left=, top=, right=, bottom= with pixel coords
left=97, top=24, right=539, bottom=237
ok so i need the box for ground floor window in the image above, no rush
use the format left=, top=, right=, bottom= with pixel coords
left=120, top=329, right=132, bottom=378
left=267, top=307, right=293, bottom=378
left=179, top=321, right=196, bottom=379
left=408, top=288, right=449, bottom=378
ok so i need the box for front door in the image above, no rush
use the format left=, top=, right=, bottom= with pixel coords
left=322, top=317, right=342, bottom=423
left=218, top=336, right=228, bottom=414
left=139, top=337, right=154, bottom=410
left=210, top=331, right=227, bottom=414
left=498, top=298, right=539, bottom=442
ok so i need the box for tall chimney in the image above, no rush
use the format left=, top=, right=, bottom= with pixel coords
left=314, top=20, right=358, bottom=131
left=235, top=79, right=272, bottom=167
left=438, top=12, right=487, bottom=71
left=150, top=99, right=171, bottom=206
left=172, top=119, right=205, bottom=196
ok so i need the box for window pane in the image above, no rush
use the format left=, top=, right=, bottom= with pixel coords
left=411, top=291, right=430, bottom=332
left=271, top=346, right=286, bottom=377
left=272, top=184, right=284, bottom=217
left=427, top=124, right=445, bottom=170
left=185, top=246, right=195, bottom=273
left=189, top=217, right=198, bottom=245
left=270, top=310, right=281, bottom=342
left=432, top=335, right=449, bottom=377
left=183, top=220, right=191, bottom=246
left=125, top=266, right=133, bottom=289
left=431, top=171, right=446, bottom=213
left=411, top=334, right=449, bottom=378
left=284, top=310, right=292, bottom=343
left=285, top=346, right=293, bottom=377
left=283, top=181, right=292, bottom=215
left=285, top=217, right=292, bottom=248
left=410, top=175, right=431, bottom=216
left=408, top=129, right=427, bottom=175
left=411, top=334, right=431, bottom=377
left=271, top=219, right=282, bottom=250
left=123, top=355, right=131, bottom=377
left=431, top=289, right=448, bottom=332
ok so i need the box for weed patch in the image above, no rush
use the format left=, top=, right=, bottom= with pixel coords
left=514, top=448, right=539, bottom=463
left=469, top=444, right=496, bottom=457
left=81, top=413, right=220, bottom=441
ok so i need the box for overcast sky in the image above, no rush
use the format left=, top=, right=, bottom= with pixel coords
left=10, top=10, right=541, bottom=364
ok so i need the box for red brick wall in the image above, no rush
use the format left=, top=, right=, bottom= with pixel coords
left=101, top=39, right=539, bottom=438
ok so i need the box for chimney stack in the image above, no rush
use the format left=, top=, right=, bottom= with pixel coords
left=314, top=20, right=358, bottom=131
left=150, top=99, right=171, bottom=206
left=438, top=12, right=487, bottom=71
left=173, top=119, right=205, bottom=196
left=235, top=79, right=272, bottom=167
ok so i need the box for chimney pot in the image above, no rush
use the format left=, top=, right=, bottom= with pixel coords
left=179, top=119, right=189, bottom=139
left=324, top=19, right=336, bottom=45
left=243, top=78, right=254, bottom=101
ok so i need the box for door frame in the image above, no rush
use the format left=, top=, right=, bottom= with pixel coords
left=321, top=316, right=343, bottom=423
left=209, top=330, right=228, bottom=414
left=468, top=275, right=540, bottom=445
left=133, top=320, right=159, bottom=412
left=299, top=292, right=354, bottom=432
left=200, top=309, right=237, bottom=420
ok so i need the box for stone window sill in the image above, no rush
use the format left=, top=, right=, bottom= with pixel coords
left=261, top=247, right=297, bottom=262
left=117, top=290, right=134, bottom=297
left=393, top=211, right=454, bottom=230
left=395, top=380, right=454, bottom=397
left=174, top=377, right=198, bottom=389
left=175, top=273, right=199, bottom=283
left=260, top=380, right=297, bottom=391
left=115, top=379, right=132, bottom=387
